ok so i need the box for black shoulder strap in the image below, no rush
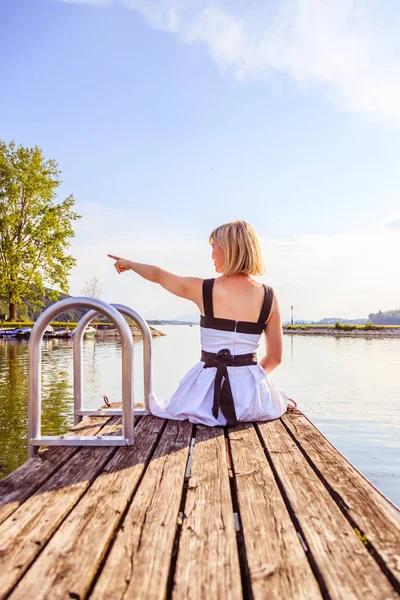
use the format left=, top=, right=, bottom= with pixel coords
left=258, top=285, right=274, bottom=325
left=202, top=278, right=215, bottom=318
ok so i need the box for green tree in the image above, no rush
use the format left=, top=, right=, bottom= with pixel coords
left=0, top=140, right=81, bottom=321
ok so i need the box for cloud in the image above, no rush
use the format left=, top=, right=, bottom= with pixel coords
left=385, top=219, right=400, bottom=230
left=58, top=0, right=400, bottom=124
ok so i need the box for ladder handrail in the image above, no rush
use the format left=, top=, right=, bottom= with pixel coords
left=73, top=303, right=153, bottom=423
left=28, top=297, right=134, bottom=458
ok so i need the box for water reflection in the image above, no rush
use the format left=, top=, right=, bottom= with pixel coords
left=0, top=339, right=75, bottom=477
left=0, top=341, right=29, bottom=476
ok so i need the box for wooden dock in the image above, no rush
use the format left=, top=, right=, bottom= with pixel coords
left=0, top=405, right=399, bottom=599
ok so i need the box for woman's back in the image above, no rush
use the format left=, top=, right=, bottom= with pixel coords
left=200, top=275, right=269, bottom=323
left=200, top=277, right=273, bottom=357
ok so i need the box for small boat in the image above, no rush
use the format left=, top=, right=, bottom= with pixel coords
left=95, top=328, right=119, bottom=338
left=76, top=326, right=96, bottom=339
left=43, top=328, right=72, bottom=339
left=15, top=328, right=32, bottom=339
left=69, top=326, right=96, bottom=339
left=0, top=329, right=18, bottom=338
left=0, top=327, right=32, bottom=340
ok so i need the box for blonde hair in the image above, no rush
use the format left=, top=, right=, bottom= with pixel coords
left=209, top=220, right=265, bottom=276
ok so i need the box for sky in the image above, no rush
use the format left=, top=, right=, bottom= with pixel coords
left=1, top=0, right=400, bottom=321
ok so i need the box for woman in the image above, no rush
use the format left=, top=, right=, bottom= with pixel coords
left=108, top=220, right=291, bottom=426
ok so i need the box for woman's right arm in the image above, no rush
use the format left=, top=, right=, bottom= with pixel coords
left=259, top=293, right=283, bottom=374
left=108, top=254, right=203, bottom=304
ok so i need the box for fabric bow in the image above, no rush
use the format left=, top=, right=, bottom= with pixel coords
left=203, top=348, right=238, bottom=426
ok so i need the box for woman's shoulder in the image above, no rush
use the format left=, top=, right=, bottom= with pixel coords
left=262, top=282, right=274, bottom=293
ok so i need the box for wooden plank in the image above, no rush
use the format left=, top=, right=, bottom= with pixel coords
left=283, top=411, right=400, bottom=585
left=172, top=426, right=242, bottom=600
left=228, top=423, right=322, bottom=600
left=0, top=417, right=121, bottom=600
left=0, top=414, right=113, bottom=526
left=9, top=416, right=165, bottom=600
left=91, top=419, right=193, bottom=600
left=258, top=419, right=399, bottom=600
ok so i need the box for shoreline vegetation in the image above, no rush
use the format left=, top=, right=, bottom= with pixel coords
left=283, top=323, right=400, bottom=337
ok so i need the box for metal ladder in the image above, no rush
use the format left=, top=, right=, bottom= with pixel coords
left=27, top=297, right=153, bottom=458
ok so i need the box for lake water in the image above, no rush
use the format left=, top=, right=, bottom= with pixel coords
left=0, top=326, right=399, bottom=506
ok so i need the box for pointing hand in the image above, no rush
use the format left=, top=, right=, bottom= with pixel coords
left=108, top=254, right=131, bottom=274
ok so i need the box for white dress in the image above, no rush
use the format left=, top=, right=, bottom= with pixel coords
left=149, top=279, right=289, bottom=426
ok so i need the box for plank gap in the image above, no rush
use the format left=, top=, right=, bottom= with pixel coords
left=0, top=416, right=115, bottom=526
left=0, top=413, right=143, bottom=528
left=224, top=426, right=254, bottom=600
left=253, top=422, right=332, bottom=600
left=184, top=432, right=196, bottom=480
left=4, top=446, right=121, bottom=600
left=280, top=417, right=400, bottom=595
left=83, top=417, right=169, bottom=600
left=165, top=424, right=196, bottom=600
left=1, top=416, right=129, bottom=599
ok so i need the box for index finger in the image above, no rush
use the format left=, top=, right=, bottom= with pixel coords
left=107, top=254, right=121, bottom=260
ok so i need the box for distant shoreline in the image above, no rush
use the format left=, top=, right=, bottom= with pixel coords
left=283, top=326, right=400, bottom=338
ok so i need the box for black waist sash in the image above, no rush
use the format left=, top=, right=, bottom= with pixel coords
left=201, top=348, right=257, bottom=426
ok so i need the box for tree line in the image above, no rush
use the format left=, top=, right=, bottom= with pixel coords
left=368, top=309, right=400, bottom=325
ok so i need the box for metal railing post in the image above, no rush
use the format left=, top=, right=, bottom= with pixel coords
left=28, top=331, right=42, bottom=458
left=28, top=298, right=134, bottom=458
left=73, top=304, right=153, bottom=422
left=73, top=309, right=96, bottom=425
left=113, top=304, right=153, bottom=413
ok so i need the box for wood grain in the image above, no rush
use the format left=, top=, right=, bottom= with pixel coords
left=228, top=423, right=322, bottom=600
left=2, top=406, right=399, bottom=600
left=0, top=414, right=113, bottom=526
left=0, top=417, right=122, bottom=599
left=173, top=426, right=242, bottom=600
left=282, top=411, right=400, bottom=585
left=9, top=416, right=164, bottom=600
left=258, top=418, right=398, bottom=600
left=91, top=419, right=192, bottom=600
